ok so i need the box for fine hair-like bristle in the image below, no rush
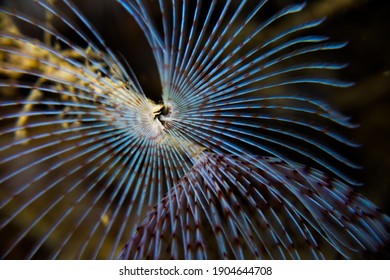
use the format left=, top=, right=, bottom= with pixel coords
left=0, top=0, right=389, bottom=259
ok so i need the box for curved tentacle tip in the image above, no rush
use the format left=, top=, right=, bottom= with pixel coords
left=344, top=81, right=356, bottom=87
left=335, top=80, right=355, bottom=88
left=291, top=2, right=307, bottom=13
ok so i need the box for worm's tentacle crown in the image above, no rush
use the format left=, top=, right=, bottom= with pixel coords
left=0, top=0, right=389, bottom=259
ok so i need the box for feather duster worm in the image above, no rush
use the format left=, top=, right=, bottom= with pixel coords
left=0, top=0, right=388, bottom=259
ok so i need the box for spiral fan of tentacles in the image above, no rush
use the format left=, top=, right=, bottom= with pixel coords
left=0, top=0, right=389, bottom=259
